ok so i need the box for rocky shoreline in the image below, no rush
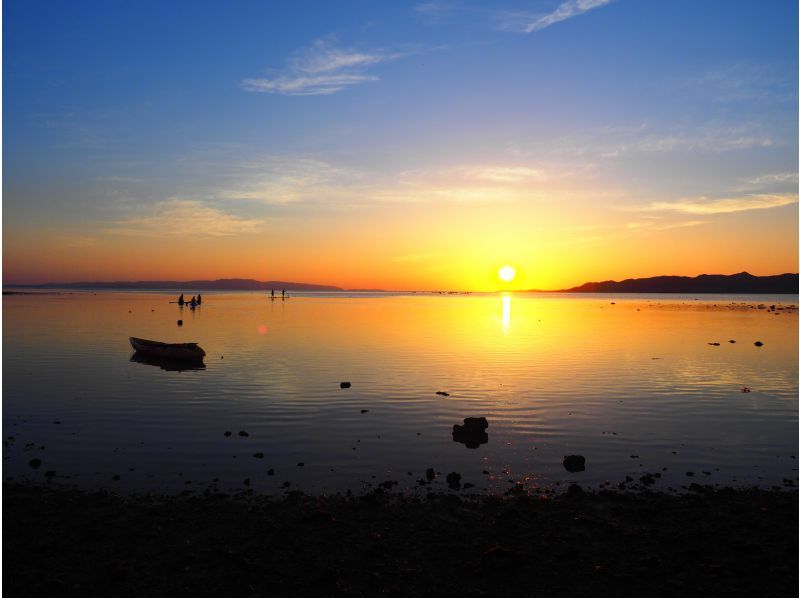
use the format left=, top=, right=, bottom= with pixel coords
left=4, top=483, right=797, bottom=597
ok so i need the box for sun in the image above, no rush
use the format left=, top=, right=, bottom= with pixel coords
left=498, top=265, right=516, bottom=283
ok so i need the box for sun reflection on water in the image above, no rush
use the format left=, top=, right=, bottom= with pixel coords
left=502, top=294, right=511, bottom=334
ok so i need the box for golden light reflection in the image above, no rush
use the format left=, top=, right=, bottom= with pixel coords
left=502, top=294, right=511, bottom=334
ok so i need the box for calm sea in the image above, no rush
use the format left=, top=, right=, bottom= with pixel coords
left=3, top=291, right=798, bottom=495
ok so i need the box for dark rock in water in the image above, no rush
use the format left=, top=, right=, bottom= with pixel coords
left=754, top=341, right=764, bottom=347
left=112, top=475, right=120, bottom=481
left=44, top=470, right=56, bottom=479
left=340, top=382, right=351, bottom=389
left=446, top=472, right=461, bottom=489
left=463, top=482, right=475, bottom=489
left=360, top=409, right=368, bottom=413
left=686, top=471, right=695, bottom=477
left=640, top=474, right=656, bottom=486
left=625, top=475, right=634, bottom=482
left=243, top=478, right=251, bottom=486
left=567, top=483, right=583, bottom=494
left=224, top=431, right=232, bottom=437
left=297, top=462, right=304, bottom=467
left=708, top=342, right=720, bottom=346
left=177, top=320, right=183, bottom=326
left=425, top=468, right=436, bottom=481
left=267, top=469, right=274, bottom=476
left=436, top=391, right=450, bottom=396
left=253, top=452, right=264, bottom=459
left=452, top=417, right=490, bottom=448
left=563, top=455, right=586, bottom=473
left=729, top=340, right=736, bottom=343
left=238, top=430, right=249, bottom=437
left=28, top=459, right=42, bottom=470
left=463, top=417, right=488, bottom=430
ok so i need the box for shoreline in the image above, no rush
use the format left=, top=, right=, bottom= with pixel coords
left=4, top=482, right=797, bottom=597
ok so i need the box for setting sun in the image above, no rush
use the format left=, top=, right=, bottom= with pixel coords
left=498, top=265, right=516, bottom=283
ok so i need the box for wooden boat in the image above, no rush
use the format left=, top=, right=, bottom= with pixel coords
left=129, top=337, right=206, bottom=361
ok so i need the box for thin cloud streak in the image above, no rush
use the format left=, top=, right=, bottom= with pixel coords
left=499, top=0, right=613, bottom=33
left=525, top=0, right=612, bottom=32
left=643, top=193, right=798, bottom=215
left=242, top=38, right=398, bottom=96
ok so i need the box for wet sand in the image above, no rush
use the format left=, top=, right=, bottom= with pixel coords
left=4, top=483, right=797, bottom=597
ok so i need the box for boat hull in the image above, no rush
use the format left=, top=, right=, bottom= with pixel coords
left=129, top=337, right=206, bottom=361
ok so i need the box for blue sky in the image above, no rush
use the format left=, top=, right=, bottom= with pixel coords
left=3, top=1, right=798, bottom=287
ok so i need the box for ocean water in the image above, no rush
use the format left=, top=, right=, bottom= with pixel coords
left=3, top=291, right=798, bottom=495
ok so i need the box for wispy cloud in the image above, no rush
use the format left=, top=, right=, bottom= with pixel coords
left=413, top=2, right=453, bottom=22
left=392, top=253, right=441, bottom=262
left=108, top=199, right=263, bottom=237
left=512, top=123, right=776, bottom=160
left=625, top=219, right=707, bottom=231
left=213, top=156, right=556, bottom=206
left=642, top=193, right=798, bottom=215
left=499, top=0, right=613, bottom=33
left=242, top=37, right=398, bottom=96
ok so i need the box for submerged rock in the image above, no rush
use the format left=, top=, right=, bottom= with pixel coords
left=28, top=459, right=42, bottom=470
left=435, top=391, right=450, bottom=396
left=340, top=382, right=351, bottom=389
left=562, top=455, right=586, bottom=473
left=754, top=341, right=764, bottom=347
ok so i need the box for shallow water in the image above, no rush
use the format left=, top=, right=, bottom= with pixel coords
left=3, top=291, right=798, bottom=495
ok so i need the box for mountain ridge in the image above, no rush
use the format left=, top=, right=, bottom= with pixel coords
left=540, top=272, right=798, bottom=294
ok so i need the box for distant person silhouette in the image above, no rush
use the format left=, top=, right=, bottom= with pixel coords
left=282, top=289, right=285, bottom=300
left=196, top=294, right=202, bottom=305
left=190, top=296, right=197, bottom=308
left=271, top=289, right=275, bottom=300
left=178, top=294, right=184, bottom=306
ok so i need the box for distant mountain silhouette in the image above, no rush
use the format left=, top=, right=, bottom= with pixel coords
left=14, top=279, right=343, bottom=291
left=549, top=272, right=798, bottom=294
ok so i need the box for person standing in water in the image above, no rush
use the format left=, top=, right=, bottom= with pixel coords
left=197, top=293, right=202, bottom=305
left=271, top=289, right=275, bottom=300
left=178, top=293, right=184, bottom=306
left=281, top=289, right=285, bottom=300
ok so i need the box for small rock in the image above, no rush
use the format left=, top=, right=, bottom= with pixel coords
left=686, top=471, right=694, bottom=477
left=425, top=467, right=436, bottom=481
left=707, top=342, right=720, bottom=346
left=563, top=455, right=586, bottom=473
left=238, top=430, right=249, bottom=437
left=28, top=459, right=42, bottom=469
left=253, top=452, right=264, bottom=459
left=112, top=474, right=120, bottom=481
left=446, top=472, right=461, bottom=489
left=340, top=382, right=351, bottom=389
left=297, top=462, right=304, bottom=467
left=177, top=320, right=183, bottom=326
left=224, top=431, right=232, bottom=437
left=754, top=341, right=763, bottom=347
left=267, top=468, right=274, bottom=475
left=44, top=470, right=56, bottom=479
left=361, top=409, right=369, bottom=413
left=728, top=340, right=736, bottom=343
left=243, top=478, right=251, bottom=486
left=435, top=391, right=450, bottom=396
